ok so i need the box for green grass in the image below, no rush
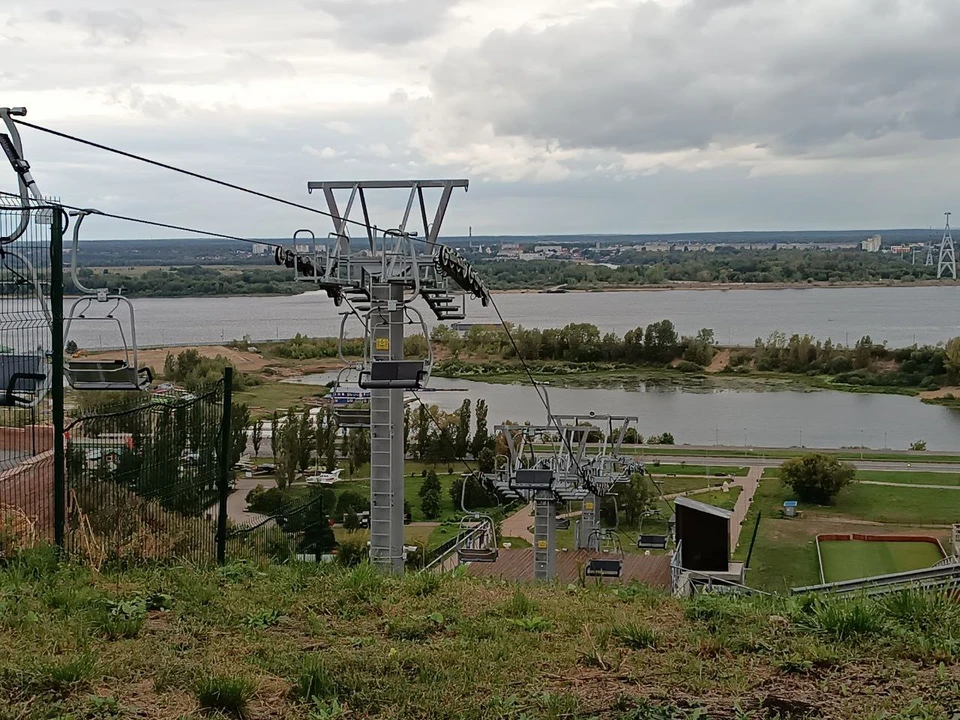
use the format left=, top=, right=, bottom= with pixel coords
left=650, top=463, right=749, bottom=477
left=656, top=476, right=723, bottom=494
left=818, top=539, right=945, bottom=583
left=642, top=445, right=960, bottom=464
left=672, top=487, right=742, bottom=512
left=2, top=552, right=960, bottom=718
left=234, top=381, right=327, bottom=418
left=855, top=470, right=960, bottom=487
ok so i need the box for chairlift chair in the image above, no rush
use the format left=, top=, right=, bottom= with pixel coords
left=585, top=528, right=624, bottom=578
left=62, top=210, right=151, bottom=391
left=456, top=473, right=499, bottom=563
left=0, top=352, right=46, bottom=407
left=329, top=366, right=370, bottom=428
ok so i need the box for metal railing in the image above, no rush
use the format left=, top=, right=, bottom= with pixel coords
left=792, top=563, right=960, bottom=597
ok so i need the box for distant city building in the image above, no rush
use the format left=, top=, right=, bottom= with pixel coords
left=861, top=235, right=882, bottom=252
left=251, top=243, right=270, bottom=255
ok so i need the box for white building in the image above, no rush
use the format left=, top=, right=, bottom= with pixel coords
left=861, top=235, right=882, bottom=253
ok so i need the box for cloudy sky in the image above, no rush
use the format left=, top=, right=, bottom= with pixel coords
left=2, top=0, right=960, bottom=239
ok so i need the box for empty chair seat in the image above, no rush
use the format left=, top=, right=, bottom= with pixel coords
left=637, top=534, right=668, bottom=550
left=64, top=360, right=152, bottom=392
left=333, top=407, right=370, bottom=428
left=358, top=360, right=426, bottom=389
left=0, top=353, right=46, bottom=406
left=585, top=558, right=623, bottom=578
left=457, top=547, right=499, bottom=563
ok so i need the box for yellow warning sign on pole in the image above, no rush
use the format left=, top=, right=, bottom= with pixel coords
left=537, top=540, right=547, bottom=549
left=375, top=338, right=390, bottom=351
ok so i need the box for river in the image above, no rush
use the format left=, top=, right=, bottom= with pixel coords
left=286, top=372, right=960, bottom=451
left=64, top=285, right=960, bottom=350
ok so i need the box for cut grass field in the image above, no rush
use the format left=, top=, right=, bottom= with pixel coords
left=738, top=468, right=956, bottom=592
left=855, top=469, right=960, bottom=486
left=818, top=539, right=945, bottom=583
left=3, top=551, right=960, bottom=719
left=650, top=463, right=749, bottom=477
left=642, top=445, right=960, bottom=464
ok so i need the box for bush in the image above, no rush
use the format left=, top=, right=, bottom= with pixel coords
left=675, top=360, right=704, bottom=373
left=336, top=539, right=367, bottom=567
left=246, top=487, right=289, bottom=516
left=780, top=454, right=854, bottom=505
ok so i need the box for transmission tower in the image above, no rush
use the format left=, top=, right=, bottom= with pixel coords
left=279, top=179, right=490, bottom=574
left=925, top=230, right=935, bottom=266
left=938, top=212, right=956, bottom=279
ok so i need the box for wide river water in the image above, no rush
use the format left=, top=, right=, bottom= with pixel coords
left=66, top=285, right=960, bottom=349
left=287, top=372, right=960, bottom=452
left=60, top=286, right=960, bottom=450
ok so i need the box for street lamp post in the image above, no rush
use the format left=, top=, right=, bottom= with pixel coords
left=861, top=429, right=864, bottom=460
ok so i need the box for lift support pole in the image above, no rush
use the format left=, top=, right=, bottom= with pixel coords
left=368, top=283, right=406, bottom=574
left=577, top=493, right=599, bottom=550
left=533, top=490, right=557, bottom=581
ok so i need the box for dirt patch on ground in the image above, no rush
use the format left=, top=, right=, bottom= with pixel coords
left=87, top=345, right=346, bottom=376
left=706, top=348, right=731, bottom=373
left=919, top=385, right=960, bottom=400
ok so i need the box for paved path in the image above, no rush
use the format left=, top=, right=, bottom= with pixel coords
left=729, top=466, right=761, bottom=550
left=501, top=502, right=535, bottom=543
left=227, top=475, right=274, bottom=526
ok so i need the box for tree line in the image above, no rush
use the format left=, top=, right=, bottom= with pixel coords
left=475, top=249, right=936, bottom=290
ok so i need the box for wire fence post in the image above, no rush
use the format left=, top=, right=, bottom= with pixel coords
left=52, top=209, right=66, bottom=549
left=216, top=366, right=233, bottom=564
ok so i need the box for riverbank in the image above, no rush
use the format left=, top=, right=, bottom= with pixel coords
left=496, top=277, right=957, bottom=294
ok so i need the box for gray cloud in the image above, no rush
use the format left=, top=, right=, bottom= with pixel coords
left=80, top=9, right=148, bottom=45
left=427, top=0, right=960, bottom=161
left=308, top=0, right=461, bottom=45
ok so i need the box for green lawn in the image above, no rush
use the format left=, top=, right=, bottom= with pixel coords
left=234, top=381, right=327, bottom=418
left=649, top=463, right=749, bottom=477
left=674, top=487, right=742, bottom=512
left=818, top=539, right=945, bottom=583
left=638, top=446, right=960, bottom=464
left=655, top=476, right=726, bottom=495
left=855, top=470, right=960, bottom=487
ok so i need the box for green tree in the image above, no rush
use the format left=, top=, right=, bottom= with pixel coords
left=276, top=418, right=299, bottom=490
left=909, top=440, right=927, bottom=451
left=295, top=407, right=313, bottom=472
left=419, top=469, right=443, bottom=519
left=298, top=489, right=336, bottom=558
left=269, top=411, right=281, bottom=459
left=343, top=509, right=360, bottom=532
left=471, top=399, right=489, bottom=458
left=618, top=472, right=654, bottom=526
left=349, top=429, right=369, bottom=476
left=945, top=337, right=960, bottom=382
left=251, top=419, right=263, bottom=465
left=415, top=405, right=430, bottom=462
left=454, top=399, right=472, bottom=459
left=780, top=453, right=855, bottom=505
left=335, top=490, right=366, bottom=519
left=229, top=403, right=250, bottom=468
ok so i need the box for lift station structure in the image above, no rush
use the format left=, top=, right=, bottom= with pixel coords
left=280, top=179, right=490, bottom=573
left=485, top=404, right=642, bottom=581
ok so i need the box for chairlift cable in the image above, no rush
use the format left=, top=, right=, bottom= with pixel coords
left=12, top=118, right=394, bottom=236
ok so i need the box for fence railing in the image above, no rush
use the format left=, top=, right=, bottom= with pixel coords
left=61, top=378, right=231, bottom=566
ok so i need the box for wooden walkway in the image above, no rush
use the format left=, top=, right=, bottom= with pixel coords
left=466, top=548, right=672, bottom=588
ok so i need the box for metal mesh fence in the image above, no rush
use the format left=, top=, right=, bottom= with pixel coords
left=63, top=382, right=227, bottom=566
left=0, top=198, right=58, bottom=552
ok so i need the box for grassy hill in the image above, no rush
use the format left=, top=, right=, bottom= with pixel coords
left=1, top=549, right=958, bottom=719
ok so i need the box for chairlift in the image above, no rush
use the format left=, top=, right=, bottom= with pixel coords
left=636, top=508, right=668, bottom=549
left=456, top=473, right=499, bottom=563
left=357, top=305, right=432, bottom=390
left=62, top=210, right=152, bottom=391
left=329, top=366, right=370, bottom=428
left=0, top=352, right=46, bottom=408
left=585, top=523, right=624, bottom=578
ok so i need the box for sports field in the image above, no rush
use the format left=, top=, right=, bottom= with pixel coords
left=818, top=539, right=944, bottom=583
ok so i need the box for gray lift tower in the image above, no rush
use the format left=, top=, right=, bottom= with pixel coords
left=484, top=402, right=640, bottom=581
left=280, top=179, right=490, bottom=574
left=938, top=212, right=956, bottom=280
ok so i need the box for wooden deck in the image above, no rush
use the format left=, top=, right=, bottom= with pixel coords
left=466, top=549, right=673, bottom=588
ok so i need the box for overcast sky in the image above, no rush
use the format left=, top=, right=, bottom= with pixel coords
left=3, top=0, right=960, bottom=239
